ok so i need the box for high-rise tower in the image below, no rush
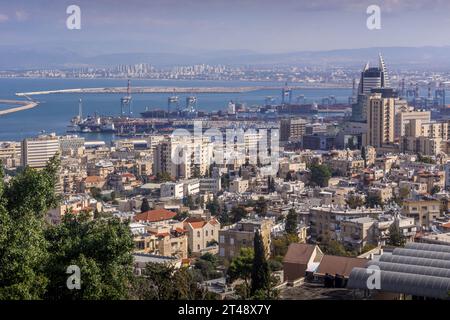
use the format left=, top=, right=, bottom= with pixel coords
left=352, top=54, right=391, bottom=122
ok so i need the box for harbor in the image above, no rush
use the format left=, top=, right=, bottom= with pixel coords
left=0, top=99, right=39, bottom=116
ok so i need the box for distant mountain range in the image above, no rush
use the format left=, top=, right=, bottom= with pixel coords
left=2, top=45, right=450, bottom=70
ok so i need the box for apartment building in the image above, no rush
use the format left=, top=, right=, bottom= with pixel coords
left=402, top=199, right=442, bottom=228
left=402, top=120, right=448, bottom=156
left=21, top=133, right=60, bottom=169
left=366, top=91, right=395, bottom=148
left=341, top=217, right=377, bottom=252
left=280, top=118, right=307, bottom=145
left=309, top=206, right=384, bottom=241
left=199, top=177, right=222, bottom=194
left=394, top=109, right=430, bottom=140
left=219, top=218, right=273, bottom=261
left=153, top=136, right=212, bottom=180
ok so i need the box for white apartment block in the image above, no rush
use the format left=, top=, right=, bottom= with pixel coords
left=21, top=133, right=60, bottom=169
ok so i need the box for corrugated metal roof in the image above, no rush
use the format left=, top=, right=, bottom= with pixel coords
left=380, top=253, right=450, bottom=269
left=393, top=248, right=450, bottom=261
left=406, top=242, right=450, bottom=254
left=367, top=261, right=450, bottom=279
left=347, top=268, right=450, bottom=300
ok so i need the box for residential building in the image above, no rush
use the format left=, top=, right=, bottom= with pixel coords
left=21, top=133, right=60, bottom=169
left=183, top=217, right=220, bottom=253
left=402, top=199, right=442, bottom=228
left=219, top=218, right=273, bottom=261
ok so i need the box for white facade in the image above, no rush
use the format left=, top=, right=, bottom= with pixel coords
left=21, top=134, right=60, bottom=169
left=160, top=181, right=184, bottom=199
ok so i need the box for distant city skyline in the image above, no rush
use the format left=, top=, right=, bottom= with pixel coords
left=1, top=0, right=450, bottom=56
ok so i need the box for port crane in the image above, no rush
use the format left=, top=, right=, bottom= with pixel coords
left=120, top=79, right=132, bottom=117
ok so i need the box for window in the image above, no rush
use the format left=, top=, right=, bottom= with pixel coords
left=205, top=230, right=208, bottom=237
left=197, top=244, right=200, bottom=250
left=230, top=238, right=235, bottom=245
left=219, top=235, right=225, bottom=243
left=197, top=231, right=201, bottom=237
left=211, top=230, right=214, bottom=236
left=219, top=248, right=225, bottom=257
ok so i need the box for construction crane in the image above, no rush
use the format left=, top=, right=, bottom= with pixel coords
left=281, top=82, right=292, bottom=105
left=120, top=79, right=132, bottom=117
left=168, top=89, right=179, bottom=116
left=435, top=83, right=446, bottom=108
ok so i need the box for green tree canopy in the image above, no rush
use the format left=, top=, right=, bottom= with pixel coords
left=140, top=198, right=150, bottom=212
left=251, top=232, right=270, bottom=296
left=44, top=212, right=135, bottom=300
left=285, top=208, right=298, bottom=235
left=387, top=222, right=406, bottom=247
left=309, top=164, right=331, bottom=187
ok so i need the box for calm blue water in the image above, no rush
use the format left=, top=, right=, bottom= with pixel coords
left=0, top=78, right=352, bottom=142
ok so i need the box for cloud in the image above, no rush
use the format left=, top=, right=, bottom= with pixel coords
left=0, top=13, right=8, bottom=23
left=15, top=10, right=29, bottom=22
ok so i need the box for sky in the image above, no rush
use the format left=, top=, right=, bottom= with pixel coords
left=1, top=0, right=450, bottom=55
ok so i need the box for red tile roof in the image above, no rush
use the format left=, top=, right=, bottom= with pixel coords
left=316, top=255, right=367, bottom=278
left=134, top=209, right=176, bottom=222
left=442, top=222, right=450, bottom=229
left=84, top=176, right=104, bottom=183
left=189, top=221, right=207, bottom=229
left=283, top=243, right=317, bottom=265
left=175, top=227, right=187, bottom=233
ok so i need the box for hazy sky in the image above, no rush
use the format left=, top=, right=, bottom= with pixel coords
left=1, top=0, right=450, bottom=54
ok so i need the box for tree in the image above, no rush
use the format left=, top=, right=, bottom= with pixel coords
left=361, top=244, right=377, bottom=254
left=285, top=208, right=298, bottom=235
left=361, top=146, right=367, bottom=168
left=366, top=194, right=383, bottom=208
left=230, top=206, right=247, bottom=223
left=90, top=187, right=102, bottom=201
left=206, top=196, right=220, bottom=216
left=228, top=248, right=254, bottom=298
left=309, top=164, right=331, bottom=187
left=194, top=253, right=221, bottom=280
left=218, top=207, right=231, bottom=226
left=320, top=239, right=350, bottom=257
left=0, top=156, right=137, bottom=300
left=346, top=194, right=365, bottom=209
left=185, top=195, right=195, bottom=210
left=267, top=176, right=276, bottom=193
left=387, top=222, right=406, bottom=247
left=255, top=197, right=268, bottom=217
left=140, top=198, right=150, bottom=213
left=44, top=213, right=135, bottom=300
left=272, top=234, right=299, bottom=262
left=155, top=172, right=172, bottom=182
left=416, top=153, right=435, bottom=164
left=192, top=165, right=201, bottom=178
left=251, top=231, right=270, bottom=296
left=0, top=157, right=60, bottom=299
left=285, top=171, right=293, bottom=181
left=431, top=185, right=441, bottom=195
